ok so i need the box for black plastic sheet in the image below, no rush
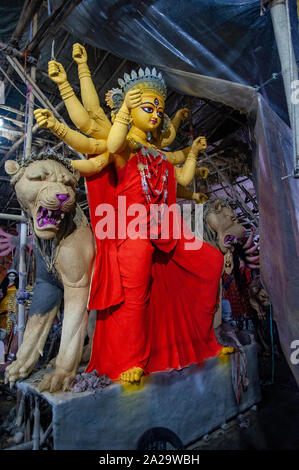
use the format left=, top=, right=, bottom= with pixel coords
left=56, top=0, right=299, bottom=124
left=250, top=95, right=299, bottom=384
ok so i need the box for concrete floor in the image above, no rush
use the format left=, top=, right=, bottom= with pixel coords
left=190, top=354, right=299, bottom=450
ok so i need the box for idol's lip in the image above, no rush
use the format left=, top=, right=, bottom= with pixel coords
left=150, top=119, right=158, bottom=124
left=35, top=205, right=65, bottom=229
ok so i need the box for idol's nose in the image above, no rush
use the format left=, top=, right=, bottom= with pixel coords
left=56, top=193, right=70, bottom=206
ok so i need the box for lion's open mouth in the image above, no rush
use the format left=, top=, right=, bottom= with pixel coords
left=224, top=232, right=245, bottom=246
left=36, top=206, right=65, bottom=228
left=224, top=234, right=237, bottom=246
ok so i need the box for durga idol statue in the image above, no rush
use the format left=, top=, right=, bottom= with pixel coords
left=34, top=47, right=233, bottom=386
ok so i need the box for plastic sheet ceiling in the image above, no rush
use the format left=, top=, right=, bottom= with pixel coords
left=53, top=0, right=299, bottom=125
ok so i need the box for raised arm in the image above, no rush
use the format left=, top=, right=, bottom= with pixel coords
left=177, top=185, right=208, bottom=204
left=166, top=136, right=207, bottom=187
left=165, top=145, right=191, bottom=165
left=70, top=152, right=111, bottom=177
left=72, top=43, right=111, bottom=139
left=34, top=109, right=107, bottom=155
left=107, top=89, right=142, bottom=154
left=171, top=108, right=189, bottom=133
left=154, top=108, right=189, bottom=149
left=48, top=60, right=94, bottom=136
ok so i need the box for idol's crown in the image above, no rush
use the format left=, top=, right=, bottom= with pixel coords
left=106, top=67, right=167, bottom=113
left=118, top=67, right=167, bottom=98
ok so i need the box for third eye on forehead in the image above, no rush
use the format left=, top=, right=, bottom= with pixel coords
left=140, top=101, right=164, bottom=112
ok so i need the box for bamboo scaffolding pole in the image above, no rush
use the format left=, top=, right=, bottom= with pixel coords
left=0, top=213, right=27, bottom=222
left=0, top=101, right=64, bottom=166
left=0, top=105, right=25, bottom=116
left=0, top=90, right=83, bottom=167
left=32, top=396, right=40, bottom=450
left=0, top=40, right=36, bottom=64
left=3, top=0, right=42, bottom=99
left=6, top=55, right=67, bottom=122
left=16, top=13, right=38, bottom=348
left=203, top=151, right=259, bottom=226
left=1, top=115, right=25, bottom=128
left=9, top=0, right=42, bottom=48
left=5, top=421, right=53, bottom=451
left=15, top=392, right=26, bottom=427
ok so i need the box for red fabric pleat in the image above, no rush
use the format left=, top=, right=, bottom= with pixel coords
left=85, top=164, right=124, bottom=310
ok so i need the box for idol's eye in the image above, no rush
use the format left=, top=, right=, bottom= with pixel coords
left=157, top=111, right=164, bottom=118
left=141, top=106, right=153, bottom=114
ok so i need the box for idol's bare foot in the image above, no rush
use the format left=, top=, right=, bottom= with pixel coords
left=219, top=346, right=234, bottom=357
left=119, top=367, right=144, bottom=383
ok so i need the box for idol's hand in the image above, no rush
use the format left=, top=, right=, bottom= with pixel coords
left=48, top=60, right=67, bottom=84
left=193, top=192, right=209, bottom=204
left=197, top=167, right=210, bottom=179
left=124, top=89, right=142, bottom=110
left=72, top=43, right=88, bottom=64
left=191, top=136, right=207, bottom=155
left=175, top=108, right=189, bottom=121
left=34, top=108, right=56, bottom=129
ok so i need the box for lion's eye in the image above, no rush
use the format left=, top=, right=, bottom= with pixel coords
left=62, top=174, right=76, bottom=189
left=26, top=171, right=45, bottom=181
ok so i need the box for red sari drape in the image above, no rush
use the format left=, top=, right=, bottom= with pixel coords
left=85, top=146, right=224, bottom=379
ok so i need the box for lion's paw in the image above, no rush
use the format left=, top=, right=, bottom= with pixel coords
left=5, top=360, right=33, bottom=387
left=37, top=370, right=75, bottom=393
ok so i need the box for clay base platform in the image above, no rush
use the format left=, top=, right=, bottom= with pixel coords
left=17, top=343, right=261, bottom=450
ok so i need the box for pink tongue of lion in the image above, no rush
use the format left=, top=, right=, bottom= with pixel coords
left=224, top=235, right=235, bottom=245
left=38, top=207, right=61, bottom=227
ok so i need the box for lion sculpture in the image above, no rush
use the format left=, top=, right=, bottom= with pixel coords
left=203, top=198, right=259, bottom=267
left=4, top=151, right=94, bottom=393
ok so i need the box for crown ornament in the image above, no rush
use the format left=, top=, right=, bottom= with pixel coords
left=106, top=67, right=167, bottom=114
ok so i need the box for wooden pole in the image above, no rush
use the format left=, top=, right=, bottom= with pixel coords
left=17, top=13, right=38, bottom=347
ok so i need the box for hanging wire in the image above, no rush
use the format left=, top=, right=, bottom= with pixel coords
left=253, top=71, right=282, bottom=91
left=0, top=65, right=32, bottom=103
left=22, top=89, right=29, bottom=161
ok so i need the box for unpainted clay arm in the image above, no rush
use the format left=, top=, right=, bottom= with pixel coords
left=165, top=146, right=191, bottom=165
left=107, top=102, right=131, bottom=154
left=70, top=152, right=111, bottom=177
left=34, top=109, right=106, bottom=155
left=73, top=44, right=111, bottom=138
left=173, top=149, right=198, bottom=187
left=176, top=184, right=208, bottom=204
left=169, top=136, right=207, bottom=187
left=48, top=60, right=94, bottom=136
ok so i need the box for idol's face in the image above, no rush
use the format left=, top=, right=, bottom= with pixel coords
left=8, top=273, right=17, bottom=283
left=131, top=92, right=165, bottom=133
